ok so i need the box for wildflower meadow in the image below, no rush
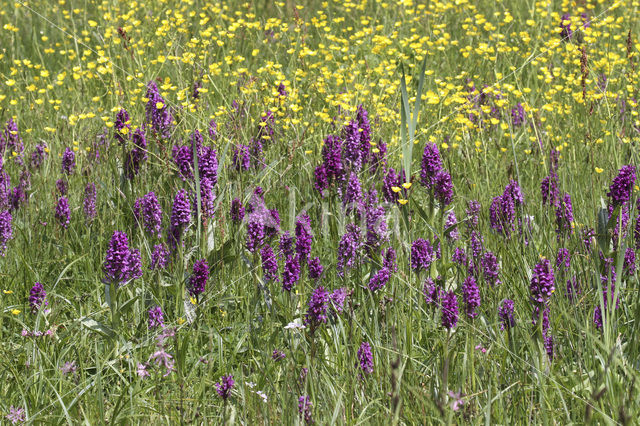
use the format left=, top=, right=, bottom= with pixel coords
left=2, top=0, right=640, bottom=423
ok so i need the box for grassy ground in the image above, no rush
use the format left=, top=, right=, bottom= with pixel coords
left=1, top=0, right=640, bottom=423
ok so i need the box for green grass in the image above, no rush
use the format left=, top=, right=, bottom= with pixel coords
left=1, top=0, right=640, bottom=424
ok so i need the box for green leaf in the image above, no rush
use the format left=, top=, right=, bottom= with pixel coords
left=80, top=317, right=116, bottom=338
left=118, top=294, right=138, bottom=313
left=399, top=57, right=428, bottom=181
left=412, top=55, right=428, bottom=135
left=412, top=201, right=437, bottom=236
left=400, top=69, right=410, bottom=177
left=331, top=389, right=344, bottom=424
left=596, top=206, right=610, bottom=254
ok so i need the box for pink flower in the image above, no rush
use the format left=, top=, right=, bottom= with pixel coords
left=60, top=361, right=77, bottom=376
left=448, top=391, right=465, bottom=411
left=149, top=349, right=175, bottom=376
left=136, top=363, right=150, bottom=378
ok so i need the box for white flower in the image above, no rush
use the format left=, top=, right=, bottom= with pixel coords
left=284, top=320, right=306, bottom=330
left=256, top=390, right=268, bottom=403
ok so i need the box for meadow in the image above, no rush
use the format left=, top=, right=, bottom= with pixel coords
left=1, top=0, right=640, bottom=423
